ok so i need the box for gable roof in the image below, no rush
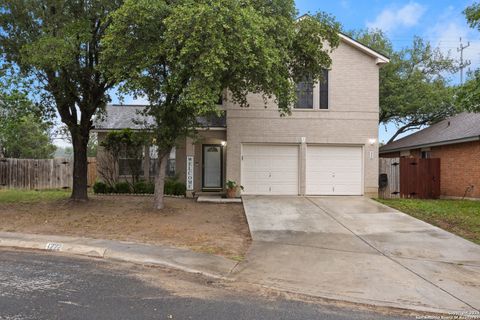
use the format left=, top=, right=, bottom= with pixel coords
left=296, top=14, right=390, bottom=65
left=380, top=112, right=480, bottom=153
left=93, top=104, right=226, bottom=131
left=338, top=33, right=390, bottom=65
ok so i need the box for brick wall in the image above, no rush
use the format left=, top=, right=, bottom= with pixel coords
left=381, top=141, right=480, bottom=198
left=430, top=141, right=480, bottom=199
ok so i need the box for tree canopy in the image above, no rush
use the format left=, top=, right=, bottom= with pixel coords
left=0, top=0, right=123, bottom=200
left=457, top=2, right=480, bottom=112
left=350, top=29, right=459, bottom=143
left=0, top=72, right=55, bottom=159
left=103, top=0, right=341, bottom=209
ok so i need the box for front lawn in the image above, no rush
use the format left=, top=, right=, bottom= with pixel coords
left=0, top=191, right=251, bottom=260
left=377, top=198, right=480, bottom=245
left=0, top=189, right=71, bottom=203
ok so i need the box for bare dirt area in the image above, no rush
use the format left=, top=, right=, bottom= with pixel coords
left=0, top=195, right=251, bottom=260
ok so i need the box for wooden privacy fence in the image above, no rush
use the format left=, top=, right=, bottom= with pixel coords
left=400, top=158, right=440, bottom=199
left=0, top=157, right=98, bottom=190
left=379, top=157, right=401, bottom=199
left=0, top=158, right=73, bottom=190
left=87, top=157, right=97, bottom=188
left=379, top=157, right=441, bottom=199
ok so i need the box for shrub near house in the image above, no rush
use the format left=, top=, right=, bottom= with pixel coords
left=93, top=179, right=186, bottom=196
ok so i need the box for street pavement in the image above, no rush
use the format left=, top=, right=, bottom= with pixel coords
left=0, top=249, right=411, bottom=320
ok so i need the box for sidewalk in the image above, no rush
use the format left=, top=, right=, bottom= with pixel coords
left=0, top=232, right=238, bottom=279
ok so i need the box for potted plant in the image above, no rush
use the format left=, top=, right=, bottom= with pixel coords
left=226, top=180, right=244, bottom=198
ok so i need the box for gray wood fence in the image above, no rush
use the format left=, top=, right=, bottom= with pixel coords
left=379, top=157, right=400, bottom=199
left=0, top=158, right=73, bottom=190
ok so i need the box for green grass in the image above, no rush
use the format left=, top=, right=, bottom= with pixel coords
left=0, top=189, right=71, bottom=203
left=377, top=198, right=480, bottom=245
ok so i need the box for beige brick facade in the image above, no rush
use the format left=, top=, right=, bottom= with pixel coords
left=224, top=41, right=382, bottom=197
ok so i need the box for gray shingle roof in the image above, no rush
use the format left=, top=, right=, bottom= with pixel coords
left=94, top=105, right=226, bottom=130
left=380, top=112, right=480, bottom=153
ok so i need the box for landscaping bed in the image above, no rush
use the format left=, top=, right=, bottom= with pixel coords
left=377, top=198, right=480, bottom=245
left=0, top=189, right=251, bottom=260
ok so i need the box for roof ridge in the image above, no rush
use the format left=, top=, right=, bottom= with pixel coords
left=108, top=104, right=147, bottom=107
left=381, top=112, right=480, bottom=153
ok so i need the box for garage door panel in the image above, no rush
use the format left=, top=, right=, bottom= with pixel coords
left=242, top=144, right=299, bottom=195
left=243, top=171, right=270, bottom=181
left=308, top=184, right=336, bottom=195
left=307, top=171, right=334, bottom=181
left=270, top=174, right=297, bottom=183
left=306, top=146, right=363, bottom=196
left=270, top=183, right=299, bottom=195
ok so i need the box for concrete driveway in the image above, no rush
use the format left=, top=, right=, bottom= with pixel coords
left=231, top=196, right=480, bottom=314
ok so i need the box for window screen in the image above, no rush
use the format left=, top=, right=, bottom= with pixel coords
left=295, top=79, right=314, bottom=109
left=320, top=69, right=329, bottom=109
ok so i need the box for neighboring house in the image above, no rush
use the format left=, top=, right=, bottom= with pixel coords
left=380, top=112, right=480, bottom=199
left=93, top=34, right=389, bottom=198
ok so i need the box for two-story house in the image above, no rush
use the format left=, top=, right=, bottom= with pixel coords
left=93, top=33, right=389, bottom=198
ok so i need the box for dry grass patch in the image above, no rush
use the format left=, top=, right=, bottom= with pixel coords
left=0, top=193, right=251, bottom=260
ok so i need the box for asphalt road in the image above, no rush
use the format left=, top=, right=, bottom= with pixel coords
left=0, top=249, right=413, bottom=320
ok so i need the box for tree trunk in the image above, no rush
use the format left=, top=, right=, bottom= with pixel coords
left=153, top=153, right=169, bottom=210
left=71, top=131, right=90, bottom=201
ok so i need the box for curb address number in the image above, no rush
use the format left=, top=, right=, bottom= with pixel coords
left=45, top=242, right=63, bottom=251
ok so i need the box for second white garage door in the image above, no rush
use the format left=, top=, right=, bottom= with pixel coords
left=242, top=144, right=299, bottom=195
left=306, top=146, right=363, bottom=195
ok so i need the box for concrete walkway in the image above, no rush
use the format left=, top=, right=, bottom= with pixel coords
left=0, top=232, right=237, bottom=279
left=234, top=196, right=480, bottom=314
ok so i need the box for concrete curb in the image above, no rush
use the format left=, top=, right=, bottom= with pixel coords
left=0, top=232, right=237, bottom=279
left=0, top=233, right=107, bottom=258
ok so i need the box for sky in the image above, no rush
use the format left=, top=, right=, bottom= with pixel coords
left=58, top=0, right=480, bottom=148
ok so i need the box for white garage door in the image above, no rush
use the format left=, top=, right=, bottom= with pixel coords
left=306, top=146, right=363, bottom=195
left=242, top=144, right=299, bottom=195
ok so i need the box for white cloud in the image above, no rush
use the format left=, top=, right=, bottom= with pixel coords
left=426, top=8, right=480, bottom=83
left=367, top=2, right=426, bottom=32
left=340, top=0, right=350, bottom=9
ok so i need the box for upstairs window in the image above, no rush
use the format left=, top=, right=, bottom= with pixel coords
left=294, top=70, right=329, bottom=110
left=217, top=94, right=223, bottom=105
left=319, top=69, right=329, bottom=109
left=295, top=78, right=313, bottom=109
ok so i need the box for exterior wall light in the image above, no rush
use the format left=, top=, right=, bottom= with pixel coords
left=369, top=138, right=377, bottom=146
left=221, top=141, right=227, bottom=147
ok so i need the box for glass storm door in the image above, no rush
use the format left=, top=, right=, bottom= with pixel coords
left=203, top=145, right=222, bottom=189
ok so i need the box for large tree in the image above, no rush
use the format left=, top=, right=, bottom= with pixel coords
left=350, top=30, right=459, bottom=143
left=457, top=2, right=480, bottom=112
left=0, top=0, right=123, bottom=201
left=0, top=69, right=55, bottom=158
left=103, top=0, right=340, bottom=209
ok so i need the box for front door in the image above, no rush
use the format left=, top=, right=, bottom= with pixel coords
left=202, top=145, right=223, bottom=190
